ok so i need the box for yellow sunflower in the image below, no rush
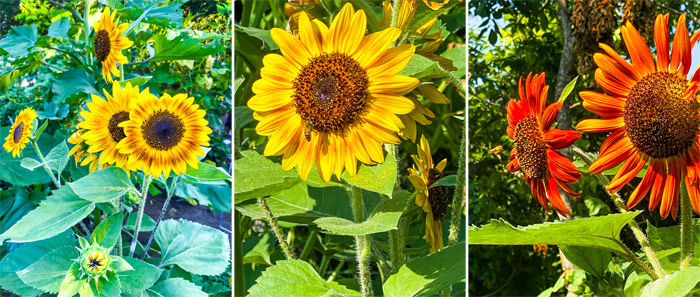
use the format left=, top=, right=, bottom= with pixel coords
left=93, top=6, right=133, bottom=82
left=4, top=107, right=37, bottom=158
left=116, top=93, right=212, bottom=178
left=79, top=82, right=153, bottom=171
left=248, top=3, right=418, bottom=182
left=408, top=135, right=449, bottom=253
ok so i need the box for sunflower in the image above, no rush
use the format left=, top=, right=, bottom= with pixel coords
left=68, top=130, right=101, bottom=173
left=575, top=14, right=700, bottom=219
left=248, top=3, right=418, bottom=182
left=116, top=93, right=212, bottom=178
left=79, top=82, right=153, bottom=171
left=506, top=72, right=582, bottom=216
left=3, top=107, right=37, bottom=158
left=408, top=135, right=449, bottom=253
left=93, top=6, right=133, bottom=83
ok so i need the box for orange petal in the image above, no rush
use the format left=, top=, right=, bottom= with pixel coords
left=575, top=117, right=624, bottom=133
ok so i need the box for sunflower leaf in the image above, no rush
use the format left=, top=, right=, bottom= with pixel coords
left=68, top=167, right=135, bottom=203
left=48, top=17, right=71, bottom=39
left=429, top=174, right=457, bottom=188
left=234, top=25, right=279, bottom=51
left=148, top=278, right=207, bottom=297
left=90, top=211, right=123, bottom=248
left=234, top=150, right=301, bottom=203
left=20, top=157, right=43, bottom=170
left=637, top=267, right=700, bottom=297
left=154, top=219, right=230, bottom=276
left=342, top=153, right=397, bottom=196
left=0, top=25, right=38, bottom=58
left=558, top=76, right=578, bottom=103
left=16, top=245, right=79, bottom=294
left=468, top=212, right=641, bottom=254
left=51, top=68, right=100, bottom=104
left=117, top=257, right=163, bottom=295
left=150, top=33, right=224, bottom=63
left=45, top=140, right=69, bottom=175
left=248, top=259, right=359, bottom=297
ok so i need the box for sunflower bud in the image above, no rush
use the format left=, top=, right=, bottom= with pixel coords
left=79, top=243, right=112, bottom=278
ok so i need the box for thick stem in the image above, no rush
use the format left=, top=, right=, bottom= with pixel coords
left=129, top=175, right=152, bottom=257
left=618, top=240, right=659, bottom=280
left=299, top=229, right=318, bottom=261
left=31, top=139, right=60, bottom=188
left=572, top=146, right=665, bottom=278
left=141, top=177, right=179, bottom=259
left=448, top=128, right=466, bottom=246
left=233, top=211, right=245, bottom=297
left=258, top=196, right=296, bottom=259
left=83, top=0, right=91, bottom=65
left=680, top=179, right=693, bottom=270
left=389, top=226, right=404, bottom=272
left=117, top=196, right=123, bottom=256
left=350, top=186, right=373, bottom=297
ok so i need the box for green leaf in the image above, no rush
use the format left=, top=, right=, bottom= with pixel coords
left=468, top=212, right=641, bottom=254
left=559, top=245, right=611, bottom=280
left=0, top=62, right=40, bottom=92
left=78, top=271, right=120, bottom=297
left=0, top=128, right=55, bottom=186
left=429, top=174, right=457, bottom=188
left=646, top=219, right=700, bottom=273
left=399, top=54, right=450, bottom=79
left=117, top=257, right=163, bottom=295
left=342, top=153, right=396, bottom=196
left=148, top=278, right=207, bottom=297
left=404, top=0, right=459, bottom=34
left=150, top=33, right=224, bottom=62
left=52, top=68, right=100, bottom=104
left=440, top=46, right=466, bottom=79
left=314, top=189, right=410, bottom=235
left=68, top=167, right=135, bottom=203
left=48, top=17, right=71, bottom=39
left=0, top=231, right=75, bottom=296
left=155, top=219, right=230, bottom=276
left=383, top=242, right=466, bottom=297
left=248, top=259, right=359, bottom=297
left=17, top=245, right=78, bottom=293
left=182, top=162, right=231, bottom=184
left=20, top=157, right=43, bottom=170
left=57, top=263, right=84, bottom=297
left=558, top=76, right=578, bottom=103
left=0, top=25, right=38, bottom=57
left=234, top=150, right=301, bottom=203
left=242, top=233, right=274, bottom=266
left=121, top=76, right=152, bottom=87
left=637, top=267, right=700, bottom=297
left=124, top=212, right=156, bottom=232
left=45, top=140, right=69, bottom=175
left=120, top=1, right=183, bottom=30
left=234, top=105, right=254, bottom=131
left=90, top=211, right=123, bottom=248
left=34, top=119, right=48, bottom=139
left=234, top=25, right=279, bottom=51
left=174, top=182, right=231, bottom=212
left=0, top=187, right=94, bottom=243
left=109, top=256, right=134, bottom=273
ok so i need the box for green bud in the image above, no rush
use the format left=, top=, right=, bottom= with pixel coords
left=79, top=243, right=111, bottom=278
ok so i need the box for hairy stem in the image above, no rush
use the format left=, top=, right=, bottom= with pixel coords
left=680, top=179, right=693, bottom=270
left=448, top=128, right=466, bottom=245
left=233, top=211, right=245, bottom=296
left=141, top=176, right=180, bottom=259
left=350, top=186, right=373, bottom=297
left=31, top=139, right=60, bottom=188
left=83, top=0, right=91, bottom=65
left=129, top=175, right=152, bottom=257
left=258, top=196, right=296, bottom=259
left=572, top=146, right=665, bottom=278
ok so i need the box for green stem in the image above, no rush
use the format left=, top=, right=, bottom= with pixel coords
left=257, top=196, right=296, bottom=259
left=327, top=259, right=345, bottom=283
left=350, top=186, right=373, bottom=297
left=680, top=178, right=693, bottom=270
left=618, top=240, right=659, bottom=280
left=31, top=139, right=60, bottom=188
left=234, top=211, right=245, bottom=297
left=299, top=229, right=318, bottom=261
left=83, top=0, right=91, bottom=65
left=572, top=146, right=665, bottom=278
left=141, top=176, right=180, bottom=259
left=389, top=226, right=404, bottom=272
left=129, top=174, right=152, bottom=257
left=117, top=196, right=123, bottom=256
left=448, top=127, right=466, bottom=246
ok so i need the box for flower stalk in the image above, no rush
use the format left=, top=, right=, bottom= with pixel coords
left=141, top=176, right=180, bottom=259
left=350, top=185, right=373, bottom=297
left=257, top=196, right=296, bottom=259
left=30, top=139, right=60, bottom=188
left=448, top=128, right=466, bottom=246
left=680, top=178, right=693, bottom=270
left=129, top=174, right=153, bottom=257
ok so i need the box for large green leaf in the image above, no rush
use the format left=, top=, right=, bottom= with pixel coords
left=90, top=212, right=124, bottom=248
left=637, top=267, right=700, bottom=297
left=45, top=140, right=69, bottom=175
left=120, top=0, right=183, bottom=29
left=234, top=25, right=279, bottom=51
left=0, top=62, right=40, bottom=92
left=342, top=153, right=397, bottom=196
left=78, top=271, right=120, bottom=297
left=242, top=233, right=274, bottom=266
left=468, top=212, right=641, bottom=254
left=646, top=219, right=700, bottom=273
left=174, top=182, right=231, bottom=212
left=68, top=167, right=135, bottom=202
left=0, top=187, right=94, bottom=243
left=248, top=259, right=359, bottom=297
left=16, top=245, right=78, bottom=293
left=148, top=278, right=207, bottom=297
left=117, top=257, right=163, bottom=295
left=57, top=263, right=85, bottom=297
left=51, top=68, right=100, bottom=104
left=150, top=33, right=224, bottom=62
left=0, top=127, right=55, bottom=186
left=559, top=245, right=611, bottom=280
left=48, top=17, right=71, bottom=39
left=154, top=219, right=230, bottom=276
left=234, top=150, right=301, bottom=203
left=181, top=162, right=231, bottom=184
left=0, top=25, right=37, bottom=57
left=314, top=189, right=410, bottom=235
left=440, top=46, right=466, bottom=79
left=399, top=54, right=450, bottom=79
left=383, top=242, right=466, bottom=297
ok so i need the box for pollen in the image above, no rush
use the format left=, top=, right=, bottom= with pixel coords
left=292, top=52, right=369, bottom=136
left=514, top=116, right=548, bottom=178
left=94, top=29, right=111, bottom=62
left=427, top=168, right=451, bottom=220
left=12, top=122, right=23, bottom=144
left=107, top=111, right=130, bottom=143
left=624, top=72, right=699, bottom=158
left=141, top=111, right=186, bottom=151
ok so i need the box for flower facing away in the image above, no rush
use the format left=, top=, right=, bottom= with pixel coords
left=93, top=6, right=133, bottom=82
left=380, top=0, right=418, bottom=31
left=116, top=93, right=212, bottom=178
left=68, top=129, right=105, bottom=173
left=408, top=135, right=450, bottom=253
left=3, top=107, right=37, bottom=158
left=78, top=81, right=154, bottom=172
left=506, top=73, right=582, bottom=216
left=575, top=13, right=700, bottom=219
left=248, top=3, right=419, bottom=182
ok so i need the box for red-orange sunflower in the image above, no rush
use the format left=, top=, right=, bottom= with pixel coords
left=576, top=14, right=700, bottom=219
left=507, top=72, right=582, bottom=216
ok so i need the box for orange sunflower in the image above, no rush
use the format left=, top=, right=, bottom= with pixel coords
left=576, top=14, right=700, bottom=219
left=507, top=72, right=582, bottom=216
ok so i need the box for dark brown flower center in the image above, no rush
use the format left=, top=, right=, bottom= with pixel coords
left=427, top=168, right=451, bottom=220
left=141, top=111, right=185, bottom=151
left=94, top=29, right=111, bottom=62
left=292, top=53, right=369, bottom=138
left=624, top=72, right=699, bottom=158
left=88, top=258, right=101, bottom=268
left=12, top=122, right=24, bottom=144
left=513, top=115, right=548, bottom=178
left=108, top=111, right=129, bottom=143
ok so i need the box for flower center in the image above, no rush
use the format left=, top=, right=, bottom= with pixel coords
left=624, top=72, right=699, bottom=158
left=108, top=111, right=129, bottom=143
left=12, top=122, right=24, bottom=144
left=88, top=258, right=101, bottom=268
left=141, top=111, right=185, bottom=151
left=513, top=115, right=548, bottom=178
left=427, top=168, right=451, bottom=220
left=94, top=29, right=111, bottom=62
left=292, top=53, right=369, bottom=138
